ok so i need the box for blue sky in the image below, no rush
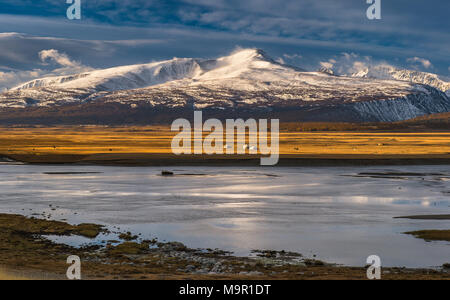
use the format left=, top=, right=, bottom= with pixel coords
left=0, top=0, right=448, bottom=89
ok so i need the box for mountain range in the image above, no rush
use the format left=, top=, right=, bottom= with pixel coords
left=0, top=49, right=449, bottom=124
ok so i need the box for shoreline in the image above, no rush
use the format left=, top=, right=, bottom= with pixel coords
left=0, top=213, right=449, bottom=280
left=3, top=153, right=450, bottom=167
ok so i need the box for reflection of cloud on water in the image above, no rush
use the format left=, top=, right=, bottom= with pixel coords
left=421, top=201, right=431, bottom=207
left=0, top=164, right=449, bottom=267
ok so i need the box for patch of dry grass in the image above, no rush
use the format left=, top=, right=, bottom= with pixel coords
left=405, top=230, right=450, bottom=242
left=0, top=126, right=449, bottom=157
left=0, top=270, right=28, bottom=280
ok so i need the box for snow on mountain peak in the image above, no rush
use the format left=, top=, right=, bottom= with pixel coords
left=223, top=48, right=273, bottom=63
left=3, top=48, right=450, bottom=123
left=12, top=57, right=203, bottom=92
left=351, top=64, right=450, bottom=93
left=189, top=48, right=289, bottom=82
left=11, top=48, right=287, bottom=92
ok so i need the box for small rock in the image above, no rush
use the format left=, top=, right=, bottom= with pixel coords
left=185, top=265, right=196, bottom=272
left=160, top=242, right=187, bottom=251
left=248, top=271, right=263, bottom=276
left=211, top=263, right=223, bottom=273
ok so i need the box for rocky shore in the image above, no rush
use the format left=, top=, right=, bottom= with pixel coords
left=0, top=213, right=449, bottom=280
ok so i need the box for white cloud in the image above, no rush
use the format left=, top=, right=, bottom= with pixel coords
left=318, top=53, right=396, bottom=76
left=283, top=54, right=302, bottom=60
left=38, top=49, right=93, bottom=77
left=39, top=49, right=81, bottom=68
left=0, top=69, right=45, bottom=91
left=407, top=57, right=432, bottom=69
left=349, top=61, right=369, bottom=74
left=0, top=49, right=93, bottom=91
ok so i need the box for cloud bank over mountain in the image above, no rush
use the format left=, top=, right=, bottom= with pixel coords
left=0, top=33, right=448, bottom=92
left=0, top=0, right=447, bottom=90
left=0, top=41, right=93, bottom=91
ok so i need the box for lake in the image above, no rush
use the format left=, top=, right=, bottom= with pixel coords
left=0, top=164, right=449, bottom=268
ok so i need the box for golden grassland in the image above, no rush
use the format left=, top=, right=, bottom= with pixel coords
left=0, top=271, right=27, bottom=280
left=0, top=126, right=449, bottom=158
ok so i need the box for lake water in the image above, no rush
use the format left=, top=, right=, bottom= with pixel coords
left=0, top=164, right=449, bottom=268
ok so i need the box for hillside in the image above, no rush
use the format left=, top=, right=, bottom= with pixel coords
left=0, top=49, right=449, bottom=124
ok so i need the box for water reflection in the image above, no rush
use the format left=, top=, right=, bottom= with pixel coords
left=0, top=164, right=449, bottom=267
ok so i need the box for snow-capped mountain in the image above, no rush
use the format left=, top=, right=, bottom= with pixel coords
left=0, top=49, right=449, bottom=124
left=350, top=64, right=450, bottom=94
left=11, top=58, right=203, bottom=92
left=10, top=49, right=301, bottom=93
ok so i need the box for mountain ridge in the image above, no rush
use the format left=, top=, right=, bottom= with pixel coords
left=350, top=65, right=450, bottom=94
left=1, top=49, right=449, bottom=124
left=11, top=49, right=297, bottom=92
